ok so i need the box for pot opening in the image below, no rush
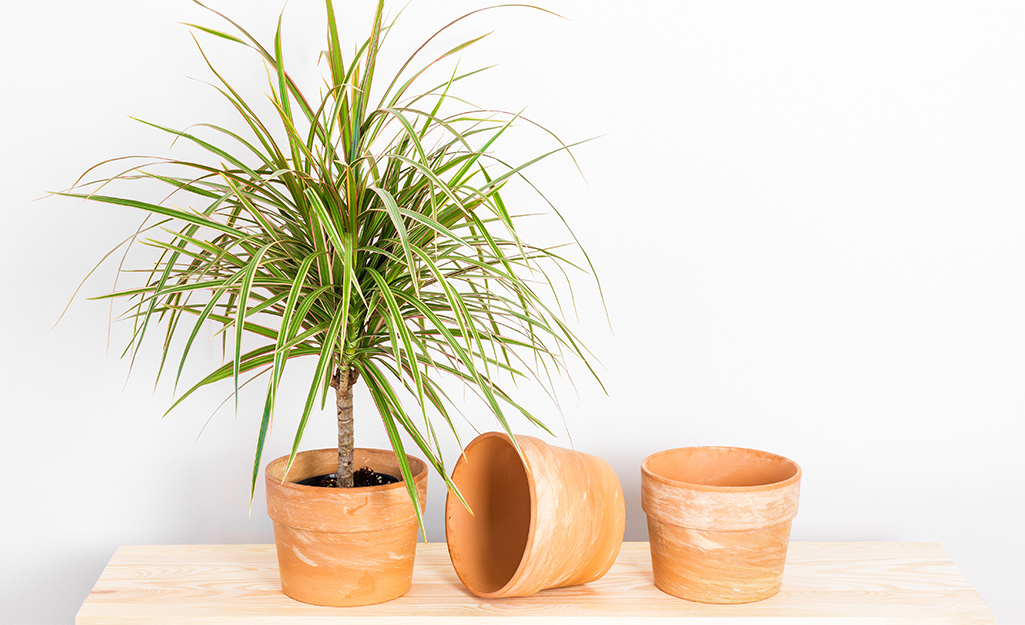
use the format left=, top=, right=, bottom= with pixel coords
left=647, top=446, right=799, bottom=488
left=448, top=435, right=532, bottom=595
left=296, top=468, right=400, bottom=487
left=267, top=448, right=425, bottom=491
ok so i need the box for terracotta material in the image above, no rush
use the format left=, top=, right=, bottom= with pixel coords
left=445, top=432, right=625, bottom=598
left=641, top=446, right=801, bottom=604
left=265, top=448, right=427, bottom=606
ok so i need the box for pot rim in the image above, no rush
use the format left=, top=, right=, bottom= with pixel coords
left=266, top=447, right=428, bottom=494
left=447, top=431, right=540, bottom=598
left=641, top=445, right=801, bottom=493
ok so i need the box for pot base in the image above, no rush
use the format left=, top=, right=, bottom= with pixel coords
left=272, top=522, right=419, bottom=606
left=648, top=519, right=793, bottom=603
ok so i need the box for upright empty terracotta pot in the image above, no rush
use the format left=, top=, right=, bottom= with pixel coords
left=445, top=432, right=625, bottom=597
left=265, top=448, right=427, bottom=606
left=641, top=446, right=801, bottom=604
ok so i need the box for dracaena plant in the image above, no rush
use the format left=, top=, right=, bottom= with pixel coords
left=62, top=0, right=601, bottom=528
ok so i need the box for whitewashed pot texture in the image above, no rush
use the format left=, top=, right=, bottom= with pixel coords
left=641, top=446, right=801, bottom=603
left=445, top=432, right=626, bottom=598
left=265, top=448, right=428, bottom=606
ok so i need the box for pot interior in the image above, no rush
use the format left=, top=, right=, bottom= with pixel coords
left=647, top=446, right=799, bottom=488
left=448, top=435, right=532, bottom=594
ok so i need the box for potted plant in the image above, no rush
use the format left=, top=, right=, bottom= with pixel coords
left=62, top=0, right=603, bottom=606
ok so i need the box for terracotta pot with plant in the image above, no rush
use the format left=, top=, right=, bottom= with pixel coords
left=62, top=0, right=604, bottom=607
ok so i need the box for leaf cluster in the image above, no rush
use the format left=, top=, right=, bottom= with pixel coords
left=61, top=0, right=602, bottom=523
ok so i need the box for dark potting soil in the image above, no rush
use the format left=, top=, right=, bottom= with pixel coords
left=297, top=467, right=400, bottom=488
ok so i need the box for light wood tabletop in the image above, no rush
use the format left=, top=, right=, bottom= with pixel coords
left=76, top=541, right=995, bottom=624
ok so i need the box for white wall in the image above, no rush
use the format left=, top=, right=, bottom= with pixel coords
left=3, top=1, right=1023, bottom=622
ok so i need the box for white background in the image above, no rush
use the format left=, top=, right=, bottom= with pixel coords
left=3, top=1, right=1024, bottom=622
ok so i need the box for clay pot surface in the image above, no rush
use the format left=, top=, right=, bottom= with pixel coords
left=641, top=446, right=801, bottom=604
left=265, top=448, right=427, bottom=607
left=445, top=432, right=625, bottom=598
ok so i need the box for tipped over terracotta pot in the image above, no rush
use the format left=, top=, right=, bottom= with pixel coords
left=641, top=446, right=801, bottom=604
left=445, top=432, right=625, bottom=598
left=265, top=448, right=427, bottom=606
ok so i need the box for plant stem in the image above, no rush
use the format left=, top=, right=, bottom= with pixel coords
left=332, top=366, right=359, bottom=487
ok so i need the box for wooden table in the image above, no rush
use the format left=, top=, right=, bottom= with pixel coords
left=76, top=541, right=995, bottom=624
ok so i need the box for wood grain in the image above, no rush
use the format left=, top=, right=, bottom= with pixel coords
left=76, top=542, right=996, bottom=624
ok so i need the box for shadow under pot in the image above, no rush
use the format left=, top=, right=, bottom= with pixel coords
left=641, top=446, right=801, bottom=604
left=265, top=448, right=427, bottom=607
left=445, top=432, right=626, bottom=598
